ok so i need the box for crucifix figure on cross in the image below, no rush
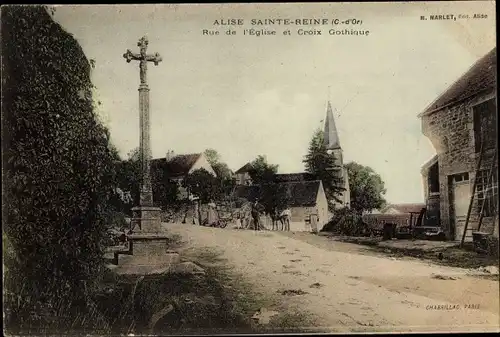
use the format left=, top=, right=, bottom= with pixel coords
left=123, top=36, right=162, bottom=85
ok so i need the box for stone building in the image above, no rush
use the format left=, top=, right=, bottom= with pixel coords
left=420, top=47, right=498, bottom=241
left=234, top=163, right=253, bottom=186
left=324, top=101, right=351, bottom=208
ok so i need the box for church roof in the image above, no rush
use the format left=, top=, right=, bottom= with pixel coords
left=419, top=47, right=496, bottom=117
left=232, top=180, right=323, bottom=208
left=324, top=101, right=341, bottom=150
left=235, top=162, right=253, bottom=174
left=151, top=153, right=202, bottom=178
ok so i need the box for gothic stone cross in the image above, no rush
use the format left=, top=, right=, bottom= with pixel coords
left=123, top=36, right=162, bottom=86
left=123, top=36, right=162, bottom=207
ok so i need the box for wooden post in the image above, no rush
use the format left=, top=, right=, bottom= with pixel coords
left=477, top=142, right=498, bottom=232
left=460, top=140, right=486, bottom=248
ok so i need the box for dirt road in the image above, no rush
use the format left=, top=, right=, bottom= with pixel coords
left=165, top=223, right=499, bottom=333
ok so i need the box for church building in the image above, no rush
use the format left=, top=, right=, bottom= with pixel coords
left=323, top=101, right=351, bottom=209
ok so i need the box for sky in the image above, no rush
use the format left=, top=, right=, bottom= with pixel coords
left=52, top=2, right=496, bottom=204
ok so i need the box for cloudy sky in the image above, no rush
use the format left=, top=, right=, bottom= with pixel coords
left=52, top=2, right=496, bottom=204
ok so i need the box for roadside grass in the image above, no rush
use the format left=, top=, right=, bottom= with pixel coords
left=366, top=244, right=499, bottom=271
left=96, top=247, right=255, bottom=335
left=315, top=232, right=499, bottom=272
left=180, top=245, right=321, bottom=333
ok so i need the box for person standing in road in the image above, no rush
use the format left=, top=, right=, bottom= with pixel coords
left=251, top=199, right=263, bottom=231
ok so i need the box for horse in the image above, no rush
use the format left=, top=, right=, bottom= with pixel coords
left=270, top=210, right=283, bottom=231
left=280, top=209, right=291, bottom=232
left=268, top=209, right=291, bottom=231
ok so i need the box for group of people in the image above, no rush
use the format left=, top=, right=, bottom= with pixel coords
left=192, top=198, right=292, bottom=231
left=233, top=199, right=291, bottom=231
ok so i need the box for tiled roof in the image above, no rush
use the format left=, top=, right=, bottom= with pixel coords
left=420, top=47, right=496, bottom=117
left=151, top=153, right=201, bottom=178
left=235, top=163, right=253, bottom=174
left=232, top=180, right=322, bottom=208
left=383, top=203, right=426, bottom=214
left=273, top=173, right=317, bottom=183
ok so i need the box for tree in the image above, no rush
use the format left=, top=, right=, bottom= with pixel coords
left=151, top=159, right=179, bottom=208
left=204, top=148, right=221, bottom=166
left=114, top=147, right=180, bottom=210
left=2, top=5, right=117, bottom=331
left=303, top=129, right=345, bottom=203
left=203, top=148, right=234, bottom=196
left=259, top=183, right=291, bottom=216
left=245, top=155, right=282, bottom=215
left=204, top=148, right=232, bottom=179
left=248, top=155, right=279, bottom=185
left=113, top=147, right=141, bottom=210
left=183, top=168, right=219, bottom=203
left=345, top=162, right=387, bottom=214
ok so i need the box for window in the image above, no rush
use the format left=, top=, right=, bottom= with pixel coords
left=452, top=172, right=469, bottom=183
left=473, top=99, right=497, bottom=153
left=476, top=169, right=498, bottom=217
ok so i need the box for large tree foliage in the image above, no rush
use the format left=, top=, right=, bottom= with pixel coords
left=203, top=148, right=234, bottom=196
left=204, top=148, right=221, bottom=166
left=259, top=183, right=291, bottom=215
left=345, top=162, right=387, bottom=214
left=248, top=155, right=279, bottom=185
left=113, top=148, right=141, bottom=210
left=2, top=5, right=118, bottom=330
left=183, top=168, right=220, bottom=203
left=114, top=147, right=179, bottom=210
left=246, top=155, right=283, bottom=214
left=303, top=129, right=344, bottom=203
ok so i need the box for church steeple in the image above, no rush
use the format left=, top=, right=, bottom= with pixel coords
left=323, top=101, right=341, bottom=150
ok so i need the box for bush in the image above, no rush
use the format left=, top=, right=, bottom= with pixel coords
left=2, top=5, right=117, bottom=332
left=321, top=207, right=369, bottom=235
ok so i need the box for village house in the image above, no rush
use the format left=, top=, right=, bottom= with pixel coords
left=234, top=163, right=253, bottom=186
left=232, top=180, right=329, bottom=231
left=419, top=47, right=498, bottom=242
left=151, top=151, right=217, bottom=199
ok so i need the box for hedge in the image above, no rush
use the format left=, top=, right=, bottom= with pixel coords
left=2, top=5, right=118, bottom=331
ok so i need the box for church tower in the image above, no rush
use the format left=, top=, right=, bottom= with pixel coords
left=323, top=101, right=351, bottom=208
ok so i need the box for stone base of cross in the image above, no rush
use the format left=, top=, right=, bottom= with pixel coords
left=130, top=205, right=163, bottom=234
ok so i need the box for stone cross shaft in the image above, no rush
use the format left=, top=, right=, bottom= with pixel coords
left=123, top=36, right=162, bottom=206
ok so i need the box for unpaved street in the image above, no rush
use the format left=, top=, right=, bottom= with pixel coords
left=165, top=223, right=499, bottom=333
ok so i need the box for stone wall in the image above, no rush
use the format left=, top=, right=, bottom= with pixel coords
left=421, top=90, right=497, bottom=239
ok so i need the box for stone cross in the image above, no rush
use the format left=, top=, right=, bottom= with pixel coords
left=123, top=36, right=162, bottom=206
